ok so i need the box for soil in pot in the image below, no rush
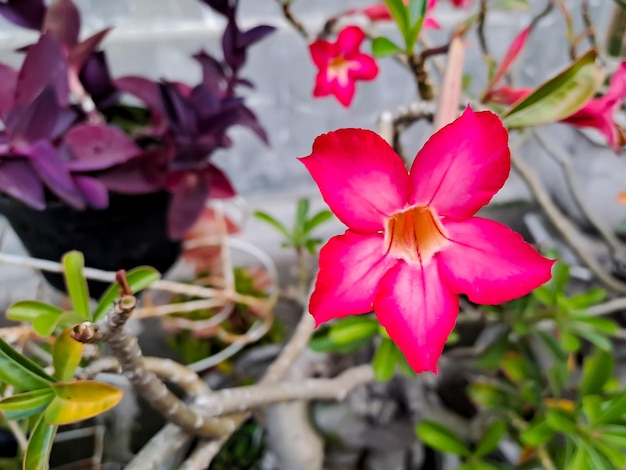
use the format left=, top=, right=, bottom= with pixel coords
left=0, top=191, right=181, bottom=298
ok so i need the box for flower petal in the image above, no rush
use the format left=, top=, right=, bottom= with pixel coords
left=348, top=54, right=379, bottom=81
left=374, top=261, right=458, bottom=374
left=409, top=107, right=510, bottom=220
left=330, top=78, right=356, bottom=107
left=310, top=231, right=397, bottom=325
left=437, top=217, right=555, bottom=304
left=309, top=40, right=334, bottom=69
left=337, top=26, right=365, bottom=56
left=299, top=128, right=411, bottom=232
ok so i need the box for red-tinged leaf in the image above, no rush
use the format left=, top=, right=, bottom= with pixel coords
left=45, top=381, right=123, bottom=425
left=73, top=175, right=109, bottom=209
left=238, top=25, right=275, bottom=48
left=0, top=159, right=45, bottom=209
left=24, top=416, right=57, bottom=470
left=205, top=163, right=236, bottom=199
left=22, top=141, right=86, bottom=209
left=167, top=172, right=209, bottom=240
left=64, top=124, right=141, bottom=171
left=485, top=26, right=531, bottom=94
left=69, top=28, right=112, bottom=72
left=15, top=33, right=69, bottom=108
left=53, top=329, right=84, bottom=382
left=0, top=63, right=17, bottom=121
left=9, top=85, right=59, bottom=146
left=0, top=0, right=45, bottom=30
left=43, top=0, right=81, bottom=48
left=97, top=149, right=169, bottom=194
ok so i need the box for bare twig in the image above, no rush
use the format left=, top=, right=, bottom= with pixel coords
left=277, top=0, right=310, bottom=40
left=530, top=0, right=556, bottom=31
left=580, top=0, right=597, bottom=50
left=588, top=297, right=626, bottom=316
left=477, top=0, right=490, bottom=57
left=555, top=0, right=577, bottom=59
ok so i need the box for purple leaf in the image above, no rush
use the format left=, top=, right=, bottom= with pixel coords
left=167, top=172, right=209, bottom=240
left=80, top=51, right=118, bottom=110
left=115, top=76, right=165, bottom=128
left=73, top=174, right=109, bottom=208
left=238, top=25, right=275, bottom=49
left=15, top=33, right=69, bottom=107
left=235, top=104, right=269, bottom=145
left=159, top=82, right=198, bottom=138
left=97, top=148, right=169, bottom=194
left=236, top=78, right=254, bottom=88
left=0, top=158, right=45, bottom=209
left=199, top=0, right=234, bottom=17
left=52, top=108, right=78, bottom=139
left=0, top=63, right=18, bottom=122
left=221, top=19, right=241, bottom=71
left=9, top=85, right=59, bottom=146
left=43, top=0, right=80, bottom=48
left=69, top=28, right=111, bottom=72
left=20, top=141, right=85, bottom=209
left=193, top=51, right=226, bottom=90
left=190, top=85, right=221, bottom=120
left=205, top=163, right=235, bottom=198
left=63, top=124, right=141, bottom=171
left=0, top=0, right=45, bottom=30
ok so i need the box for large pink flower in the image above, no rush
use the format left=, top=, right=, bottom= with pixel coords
left=309, top=25, right=379, bottom=107
left=300, top=108, right=554, bottom=373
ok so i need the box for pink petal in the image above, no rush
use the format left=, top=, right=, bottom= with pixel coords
left=423, top=17, right=440, bottom=29
left=337, top=25, right=365, bottom=56
left=313, top=70, right=333, bottom=97
left=604, top=61, right=626, bottom=103
left=310, top=231, right=398, bottom=325
left=299, top=128, right=411, bottom=233
left=409, top=107, right=510, bottom=220
left=437, top=217, right=555, bottom=304
left=330, top=78, right=356, bottom=107
left=309, top=40, right=334, bottom=69
left=349, top=54, right=379, bottom=81
left=374, top=261, right=458, bottom=374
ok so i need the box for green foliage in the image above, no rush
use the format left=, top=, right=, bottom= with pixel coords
left=254, top=198, right=333, bottom=255
left=210, top=419, right=265, bottom=470
left=382, top=0, right=427, bottom=54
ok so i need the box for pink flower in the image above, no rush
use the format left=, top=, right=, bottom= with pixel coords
left=489, top=62, right=626, bottom=151
left=345, top=0, right=440, bottom=29
left=309, top=26, right=379, bottom=107
left=300, top=108, right=554, bottom=373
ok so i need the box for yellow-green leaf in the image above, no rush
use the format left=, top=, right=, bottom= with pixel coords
left=502, top=50, right=604, bottom=128
left=32, top=313, right=62, bottom=337
left=62, top=251, right=91, bottom=320
left=44, top=381, right=123, bottom=425
left=93, top=266, right=160, bottom=321
left=6, top=301, right=63, bottom=322
left=52, top=329, right=84, bottom=382
left=24, top=416, right=57, bottom=470
left=0, top=338, right=54, bottom=390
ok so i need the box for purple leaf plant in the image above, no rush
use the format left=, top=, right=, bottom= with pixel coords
left=0, top=0, right=273, bottom=239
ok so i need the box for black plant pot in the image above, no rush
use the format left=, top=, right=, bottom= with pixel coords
left=0, top=191, right=182, bottom=298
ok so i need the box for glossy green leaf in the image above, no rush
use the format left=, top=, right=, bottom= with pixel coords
left=6, top=301, right=63, bottom=323
left=416, top=420, right=470, bottom=456
left=53, top=329, right=84, bottom=382
left=502, top=50, right=603, bottom=128
left=474, top=420, right=506, bottom=457
left=24, top=416, right=57, bottom=470
left=372, top=36, right=403, bottom=58
left=406, top=0, right=427, bottom=51
left=93, top=266, right=160, bottom=321
left=521, top=418, right=554, bottom=446
left=384, top=0, right=409, bottom=41
left=32, top=313, right=62, bottom=337
left=62, top=251, right=91, bottom=320
left=329, top=317, right=378, bottom=346
left=0, top=389, right=54, bottom=413
left=303, top=209, right=333, bottom=234
left=45, top=381, right=123, bottom=425
left=0, top=338, right=54, bottom=390
left=580, top=349, right=614, bottom=396
left=372, top=338, right=399, bottom=381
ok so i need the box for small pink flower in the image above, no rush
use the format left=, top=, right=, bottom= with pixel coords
left=489, top=62, right=626, bottom=151
left=300, top=108, right=554, bottom=373
left=309, top=26, right=379, bottom=107
left=346, top=0, right=440, bottom=29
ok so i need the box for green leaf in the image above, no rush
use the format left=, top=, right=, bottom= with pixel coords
left=568, top=288, right=606, bottom=309
left=598, top=392, right=626, bottom=424
left=0, top=338, right=54, bottom=390
left=416, top=420, right=471, bottom=456
left=582, top=395, right=602, bottom=425
left=532, top=285, right=555, bottom=306
left=45, top=381, right=123, bottom=425
left=253, top=211, right=292, bottom=240
left=93, top=266, right=160, bottom=321
left=371, top=36, right=403, bottom=58
left=0, top=389, right=54, bottom=413
left=580, top=349, right=614, bottom=396
left=406, top=0, right=427, bottom=51
left=492, top=0, right=530, bottom=9
left=502, top=50, right=604, bottom=128
left=329, top=317, right=379, bottom=346
left=24, top=416, right=57, bottom=470
left=294, top=198, right=309, bottom=240
left=593, top=439, right=626, bottom=468
left=570, top=326, right=612, bottom=351
left=560, top=330, right=581, bottom=352
left=53, top=329, right=84, bottom=382
left=500, top=352, right=533, bottom=383
left=599, top=424, right=626, bottom=447
left=6, top=301, right=63, bottom=323
left=303, top=209, right=333, bottom=234
left=56, top=311, right=89, bottom=330
left=62, top=251, right=91, bottom=320
left=521, top=418, right=554, bottom=446
left=474, top=420, right=506, bottom=457
left=533, top=330, right=568, bottom=361
left=32, top=313, right=62, bottom=337
left=545, top=408, right=577, bottom=433
left=384, top=0, right=410, bottom=40
left=468, top=382, right=510, bottom=410
left=551, top=261, right=570, bottom=294
left=372, top=338, right=399, bottom=381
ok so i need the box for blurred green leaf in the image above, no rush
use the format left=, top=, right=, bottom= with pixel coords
left=469, top=382, right=510, bottom=410
left=593, top=439, right=626, bottom=468
left=474, top=420, right=506, bottom=457
left=545, top=408, right=577, bottom=433
left=384, top=0, right=410, bottom=43
left=294, top=198, right=309, bottom=238
left=303, top=210, right=333, bottom=234
left=598, top=393, right=626, bottom=424
left=416, top=420, right=471, bottom=456
left=373, top=337, right=399, bottom=381
left=93, top=266, right=160, bottom=321
left=24, top=416, right=57, bottom=470
left=560, top=330, right=582, bottom=352
left=405, top=0, right=427, bottom=51
left=568, top=287, right=606, bottom=309
left=521, top=418, right=554, bottom=446
left=476, top=334, right=510, bottom=371
left=599, top=424, right=626, bottom=447
left=6, top=301, right=63, bottom=323
left=533, top=330, right=568, bottom=361
left=533, top=285, right=555, bottom=306
left=329, top=317, right=378, bottom=346
left=32, top=313, right=62, bottom=337
left=0, top=338, right=54, bottom=390
left=551, top=261, right=570, bottom=294
left=582, top=395, right=602, bottom=425
left=372, top=36, right=403, bottom=58
left=580, top=349, right=614, bottom=396
left=253, top=211, right=291, bottom=240
left=501, top=352, right=533, bottom=383
left=62, top=251, right=91, bottom=320
left=502, top=50, right=603, bottom=128
left=0, top=389, right=54, bottom=414
left=492, top=0, right=530, bottom=9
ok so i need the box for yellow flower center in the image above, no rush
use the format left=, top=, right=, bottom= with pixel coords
left=384, top=206, right=450, bottom=265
